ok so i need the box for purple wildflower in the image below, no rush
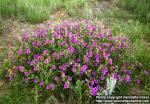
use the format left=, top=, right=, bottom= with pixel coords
left=46, top=85, right=50, bottom=90
left=50, top=83, right=55, bottom=88
left=65, top=63, right=70, bottom=67
left=44, top=58, right=49, bottom=64
left=127, top=70, right=131, bottom=74
left=110, top=73, right=116, bottom=79
left=62, top=66, right=66, bottom=71
left=64, top=82, right=69, bottom=89
left=72, top=67, right=76, bottom=73
left=34, top=54, right=41, bottom=60
left=18, top=49, right=23, bottom=54
left=101, top=65, right=108, bottom=75
left=88, top=51, right=93, bottom=57
left=117, top=74, right=123, bottom=81
left=34, top=66, right=38, bottom=72
left=61, top=41, right=66, bottom=46
left=98, top=44, right=102, bottom=50
left=125, top=75, right=131, bottom=82
left=43, top=50, right=48, bottom=55
left=77, top=50, right=80, bottom=54
left=32, top=41, right=41, bottom=46
left=34, top=78, right=38, bottom=83
left=44, top=39, right=53, bottom=45
left=74, top=38, right=79, bottom=44
left=59, top=66, right=63, bottom=70
left=97, top=33, right=104, bottom=38
left=144, top=70, right=148, bottom=75
left=51, top=65, right=56, bottom=69
left=90, top=87, right=99, bottom=96
left=94, top=63, right=98, bottom=67
left=40, top=81, right=44, bottom=86
left=69, top=37, right=74, bottom=43
left=68, top=76, right=72, bottom=81
left=70, top=59, right=75, bottom=64
left=80, top=65, right=88, bottom=74
left=100, top=75, right=105, bottom=81
left=89, top=80, right=95, bottom=87
left=85, top=56, right=89, bottom=62
left=139, top=63, right=142, bottom=67
left=74, top=62, right=78, bottom=67
left=111, top=46, right=115, bottom=51
left=136, top=79, right=141, bottom=84
left=36, top=41, right=41, bottom=46
left=103, top=42, right=109, bottom=47
left=130, top=63, right=134, bottom=68
left=24, top=71, right=29, bottom=77
left=54, top=76, right=59, bottom=81
left=24, top=48, right=30, bottom=54
left=83, top=41, right=87, bottom=47
left=32, top=41, right=37, bottom=46
left=90, top=70, right=95, bottom=76
left=108, top=58, right=113, bottom=65
left=18, top=66, right=24, bottom=72
left=117, top=44, right=121, bottom=50
left=95, top=53, right=100, bottom=63
left=89, top=79, right=99, bottom=88
left=22, top=32, right=29, bottom=41
left=60, top=51, right=64, bottom=56
left=77, top=58, right=81, bottom=62
left=68, top=46, right=74, bottom=55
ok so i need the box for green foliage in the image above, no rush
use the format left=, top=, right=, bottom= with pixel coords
left=5, top=19, right=147, bottom=103
left=63, top=0, right=87, bottom=16
left=0, top=39, right=8, bottom=71
left=0, top=0, right=87, bottom=23
left=0, top=83, right=34, bottom=104
left=0, top=15, right=3, bottom=34
left=0, top=0, right=150, bottom=103
left=0, top=0, right=60, bottom=23
left=118, top=0, right=150, bottom=23
left=99, top=8, right=150, bottom=95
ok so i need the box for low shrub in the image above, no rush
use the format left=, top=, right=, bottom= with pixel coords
left=6, top=20, right=148, bottom=103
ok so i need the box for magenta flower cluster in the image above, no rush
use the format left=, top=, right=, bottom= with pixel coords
left=8, top=20, right=148, bottom=96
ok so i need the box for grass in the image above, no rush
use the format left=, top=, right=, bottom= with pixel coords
left=0, top=37, right=9, bottom=74
left=0, top=0, right=150, bottom=103
left=0, top=0, right=61, bottom=23
left=0, top=82, right=34, bottom=104
left=0, top=16, right=3, bottom=34
left=118, top=0, right=150, bottom=23
left=0, top=0, right=87, bottom=23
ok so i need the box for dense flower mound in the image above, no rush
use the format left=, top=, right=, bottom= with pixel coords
left=7, top=20, right=148, bottom=96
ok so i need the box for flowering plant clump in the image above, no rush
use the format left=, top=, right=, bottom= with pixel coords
left=7, top=20, right=148, bottom=97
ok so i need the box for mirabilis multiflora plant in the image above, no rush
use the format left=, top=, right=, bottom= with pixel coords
left=7, top=20, right=148, bottom=97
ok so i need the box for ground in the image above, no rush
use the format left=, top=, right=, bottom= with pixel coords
left=0, top=0, right=150, bottom=103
